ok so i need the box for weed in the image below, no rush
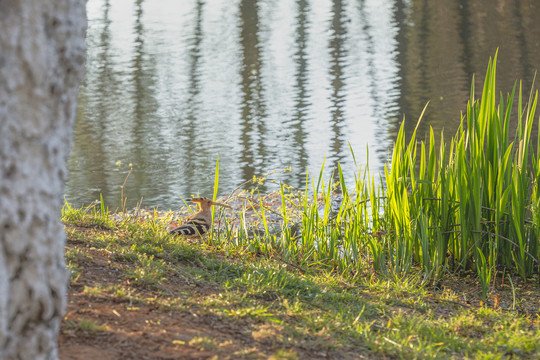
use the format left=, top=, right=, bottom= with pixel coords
left=188, top=335, right=218, bottom=351
left=65, top=318, right=108, bottom=333
left=268, top=348, right=299, bottom=360
left=127, top=253, right=167, bottom=287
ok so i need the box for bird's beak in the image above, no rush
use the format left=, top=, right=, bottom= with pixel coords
left=211, top=201, right=231, bottom=209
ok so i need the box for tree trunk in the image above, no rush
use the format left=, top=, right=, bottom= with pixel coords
left=0, top=1, right=86, bottom=359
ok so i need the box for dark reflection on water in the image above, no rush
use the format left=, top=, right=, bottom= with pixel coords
left=239, top=0, right=267, bottom=186
left=328, top=0, right=347, bottom=171
left=284, top=0, right=309, bottom=186
left=66, top=0, right=540, bottom=209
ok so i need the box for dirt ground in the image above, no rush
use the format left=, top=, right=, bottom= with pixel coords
left=58, top=230, right=540, bottom=360
left=58, top=242, right=354, bottom=360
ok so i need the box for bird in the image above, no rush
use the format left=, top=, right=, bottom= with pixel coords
left=169, top=197, right=231, bottom=238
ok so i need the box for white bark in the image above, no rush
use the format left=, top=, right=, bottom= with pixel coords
left=0, top=1, right=86, bottom=359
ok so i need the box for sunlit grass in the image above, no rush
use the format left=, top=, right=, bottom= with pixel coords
left=62, top=204, right=540, bottom=359
left=65, top=318, right=109, bottom=333
left=126, top=253, right=168, bottom=287
left=188, top=335, right=218, bottom=352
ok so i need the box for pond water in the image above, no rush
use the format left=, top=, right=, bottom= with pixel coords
left=66, top=0, right=540, bottom=210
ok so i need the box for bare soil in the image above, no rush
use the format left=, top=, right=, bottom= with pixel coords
left=58, top=239, right=357, bottom=359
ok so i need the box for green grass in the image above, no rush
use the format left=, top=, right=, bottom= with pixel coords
left=65, top=247, right=89, bottom=279
left=126, top=253, right=168, bottom=287
left=82, top=284, right=130, bottom=299
left=376, top=51, right=540, bottom=285
left=187, top=335, right=219, bottom=352
left=62, top=206, right=540, bottom=359
left=65, top=318, right=109, bottom=333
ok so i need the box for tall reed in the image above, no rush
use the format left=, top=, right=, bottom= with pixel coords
left=375, top=52, right=539, bottom=285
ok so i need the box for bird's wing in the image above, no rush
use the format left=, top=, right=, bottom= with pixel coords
left=170, top=218, right=210, bottom=236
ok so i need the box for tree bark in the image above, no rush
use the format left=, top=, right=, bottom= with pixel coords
left=0, top=1, right=86, bottom=359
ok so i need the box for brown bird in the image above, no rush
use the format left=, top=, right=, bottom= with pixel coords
left=170, top=197, right=231, bottom=237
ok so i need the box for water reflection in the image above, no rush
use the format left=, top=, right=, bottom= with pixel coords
left=239, top=0, right=268, bottom=184
left=328, top=0, right=347, bottom=171
left=66, top=0, right=540, bottom=209
left=178, top=0, right=204, bottom=196
left=287, top=0, right=309, bottom=185
left=130, top=0, right=162, bottom=204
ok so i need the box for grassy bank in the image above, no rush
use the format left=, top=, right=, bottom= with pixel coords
left=60, top=53, right=540, bottom=359
left=61, top=207, right=539, bottom=359
left=112, top=53, right=540, bottom=295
